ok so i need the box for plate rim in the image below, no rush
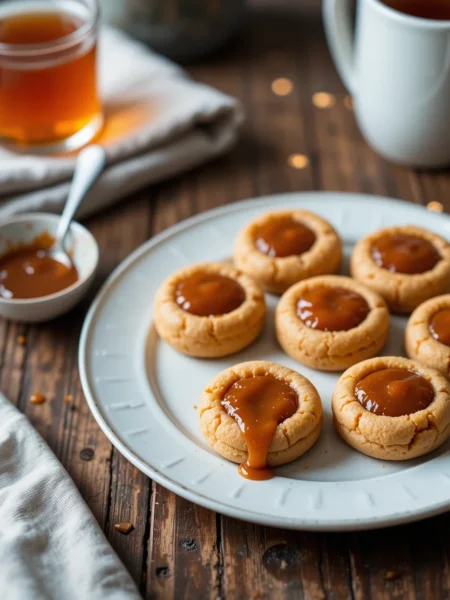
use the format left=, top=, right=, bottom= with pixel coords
left=79, top=191, right=450, bottom=531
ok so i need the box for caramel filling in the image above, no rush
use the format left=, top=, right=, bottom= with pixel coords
left=355, top=368, right=434, bottom=417
left=175, top=272, right=245, bottom=317
left=371, top=234, right=440, bottom=274
left=430, top=308, right=450, bottom=347
left=297, top=286, right=370, bottom=332
left=0, top=233, right=78, bottom=300
left=255, top=217, right=316, bottom=258
left=222, top=375, right=298, bottom=481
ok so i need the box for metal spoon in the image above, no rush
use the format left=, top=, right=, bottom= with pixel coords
left=47, top=145, right=106, bottom=268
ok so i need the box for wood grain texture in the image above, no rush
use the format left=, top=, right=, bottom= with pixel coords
left=2, top=0, right=450, bottom=599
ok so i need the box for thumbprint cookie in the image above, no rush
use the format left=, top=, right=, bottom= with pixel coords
left=234, top=210, right=342, bottom=294
left=333, top=356, right=450, bottom=460
left=275, top=275, right=389, bottom=371
left=154, top=263, right=266, bottom=358
left=199, top=361, right=322, bottom=480
left=405, top=294, right=450, bottom=378
left=351, top=225, right=450, bottom=313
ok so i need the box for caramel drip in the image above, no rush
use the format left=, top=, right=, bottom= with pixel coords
left=222, top=375, right=298, bottom=480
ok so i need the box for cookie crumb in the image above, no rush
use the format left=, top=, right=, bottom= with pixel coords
left=384, top=571, right=400, bottom=581
left=30, top=393, right=46, bottom=405
left=115, top=522, right=134, bottom=535
left=193, top=405, right=198, bottom=410
left=427, top=201, right=444, bottom=213
left=64, top=394, right=73, bottom=403
left=17, top=335, right=27, bottom=345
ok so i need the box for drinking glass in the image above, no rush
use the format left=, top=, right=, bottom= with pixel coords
left=0, top=0, right=102, bottom=153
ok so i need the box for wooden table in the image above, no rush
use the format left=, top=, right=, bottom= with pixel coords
left=6, top=1, right=450, bottom=598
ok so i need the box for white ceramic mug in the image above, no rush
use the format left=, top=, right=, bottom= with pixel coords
left=323, top=0, right=450, bottom=168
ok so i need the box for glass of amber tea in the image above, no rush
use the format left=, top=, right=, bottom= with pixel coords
left=0, top=0, right=102, bottom=153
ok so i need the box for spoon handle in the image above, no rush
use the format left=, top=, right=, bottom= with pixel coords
left=55, top=145, right=107, bottom=244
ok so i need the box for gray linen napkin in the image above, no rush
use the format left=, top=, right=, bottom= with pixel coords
left=0, top=392, right=142, bottom=600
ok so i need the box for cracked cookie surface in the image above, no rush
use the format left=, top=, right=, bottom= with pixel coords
left=405, top=295, right=450, bottom=378
left=233, top=210, right=342, bottom=294
left=275, top=275, right=390, bottom=371
left=332, top=356, right=450, bottom=460
left=153, top=263, right=266, bottom=357
left=199, top=361, right=323, bottom=467
left=350, top=225, right=450, bottom=313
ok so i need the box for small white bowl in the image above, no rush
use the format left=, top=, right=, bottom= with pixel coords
left=0, top=213, right=99, bottom=323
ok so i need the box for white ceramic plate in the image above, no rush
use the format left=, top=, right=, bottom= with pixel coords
left=79, top=192, right=450, bottom=531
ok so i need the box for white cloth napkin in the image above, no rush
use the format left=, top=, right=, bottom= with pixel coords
left=0, top=393, right=142, bottom=600
left=0, top=27, right=244, bottom=219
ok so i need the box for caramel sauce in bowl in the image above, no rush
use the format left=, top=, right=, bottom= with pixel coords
left=0, top=213, right=98, bottom=323
left=0, top=232, right=79, bottom=300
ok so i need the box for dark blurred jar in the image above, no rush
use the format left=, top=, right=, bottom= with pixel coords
left=101, top=0, right=246, bottom=62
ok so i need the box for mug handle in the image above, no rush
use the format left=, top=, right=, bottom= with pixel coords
left=322, top=0, right=356, bottom=94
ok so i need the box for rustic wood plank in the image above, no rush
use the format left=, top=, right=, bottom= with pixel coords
left=106, top=455, right=151, bottom=587
left=437, top=513, right=450, bottom=598
left=319, top=533, right=354, bottom=599
left=349, top=533, right=372, bottom=600
left=354, top=526, right=418, bottom=600
left=187, top=54, right=256, bottom=211
left=409, top=518, right=445, bottom=600
left=417, top=171, right=450, bottom=212
left=5, top=301, right=113, bottom=528
left=221, top=523, right=327, bottom=600
left=144, top=178, right=221, bottom=599
left=147, top=485, right=219, bottom=600
left=245, top=6, right=315, bottom=196
left=0, top=320, right=29, bottom=409
left=349, top=511, right=450, bottom=599
left=294, top=532, right=326, bottom=600
left=147, top=483, right=176, bottom=600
